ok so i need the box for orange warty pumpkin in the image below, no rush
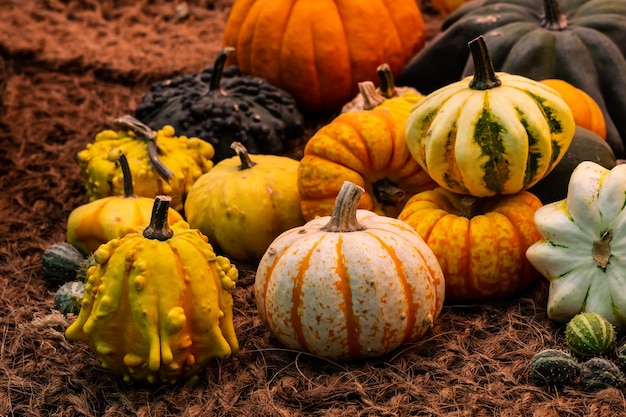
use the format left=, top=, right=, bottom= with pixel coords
left=398, top=187, right=543, bottom=302
left=540, top=79, right=607, bottom=140
left=222, top=0, right=426, bottom=114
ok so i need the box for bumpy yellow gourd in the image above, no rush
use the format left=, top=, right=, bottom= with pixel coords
left=185, top=142, right=305, bottom=262
left=65, top=196, right=239, bottom=384
left=77, top=116, right=215, bottom=211
left=67, top=154, right=184, bottom=254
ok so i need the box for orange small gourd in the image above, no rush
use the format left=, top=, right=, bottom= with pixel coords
left=540, top=79, right=607, bottom=140
left=298, top=82, right=435, bottom=221
left=398, top=187, right=543, bottom=302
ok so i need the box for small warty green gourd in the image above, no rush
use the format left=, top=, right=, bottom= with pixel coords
left=580, top=357, right=626, bottom=391
left=529, top=349, right=580, bottom=386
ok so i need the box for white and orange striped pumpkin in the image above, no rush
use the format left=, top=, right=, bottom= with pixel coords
left=254, top=181, right=445, bottom=361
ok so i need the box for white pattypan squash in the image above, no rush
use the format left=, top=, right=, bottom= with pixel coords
left=526, top=161, right=626, bottom=330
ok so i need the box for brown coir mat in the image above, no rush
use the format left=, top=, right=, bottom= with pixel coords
left=1, top=1, right=625, bottom=416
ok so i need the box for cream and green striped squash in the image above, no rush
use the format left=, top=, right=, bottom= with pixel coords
left=566, top=312, right=616, bottom=358
left=405, top=36, right=575, bottom=197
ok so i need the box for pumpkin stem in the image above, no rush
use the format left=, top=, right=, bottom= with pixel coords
left=541, top=0, right=568, bottom=31
left=143, top=195, right=174, bottom=241
left=115, top=115, right=174, bottom=183
left=321, top=181, right=366, bottom=233
left=230, top=141, right=257, bottom=170
left=118, top=153, right=136, bottom=198
left=376, top=63, right=398, bottom=99
left=209, top=47, right=235, bottom=94
left=592, top=230, right=612, bottom=270
left=468, top=36, right=501, bottom=90
left=458, top=196, right=480, bottom=218
left=358, top=81, right=386, bottom=111
left=372, top=178, right=405, bottom=206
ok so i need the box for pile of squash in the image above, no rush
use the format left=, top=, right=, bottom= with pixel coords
left=40, top=0, right=626, bottom=385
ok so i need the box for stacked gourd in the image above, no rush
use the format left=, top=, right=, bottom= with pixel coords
left=398, top=36, right=576, bottom=303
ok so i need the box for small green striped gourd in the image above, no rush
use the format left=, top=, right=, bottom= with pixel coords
left=566, top=312, right=616, bottom=358
left=254, top=181, right=445, bottom=361
left=529, top=349, right=580, bottom=386
left=405, top=36, right=575, bottom=197
left=42, top=242, right=87, bottom=283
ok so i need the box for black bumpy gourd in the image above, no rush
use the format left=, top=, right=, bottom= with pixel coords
left=135, top=47, right=305, bottom=162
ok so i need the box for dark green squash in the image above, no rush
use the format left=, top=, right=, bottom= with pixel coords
left=53, top=281, right=86, bottom=315
left=529, top=349, right=580, bottom=386
left=580, top=358, right=626, bottom=391
left=528, top=127, right=617, bottom=204
left=135, top=47, right=305, bottom=163
left=41, top=242, right=87, bottom=283
left=397, top=0, right=626, bottom=158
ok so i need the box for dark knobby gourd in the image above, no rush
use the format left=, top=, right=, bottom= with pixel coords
left=398, top=0, right=626, bottom=158
left=529, top=349, right=580, bottom=386
left=135, top=47, right=305, bottom=162
left=580, top=358, right=626, bottom=391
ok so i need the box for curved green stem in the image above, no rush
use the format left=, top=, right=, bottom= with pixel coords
left=118, top=153, right=136, bottom=198
left=230, top=141, right=257, bottom=170
left=115, top=115, right=173, bottom=183
left=143, top=195, right=174, bottom=241
left=210, top=47, right=235, bottom=94
left=468, top=36, right=501, bottom=90
left=321, top=181, right=366, bottom=233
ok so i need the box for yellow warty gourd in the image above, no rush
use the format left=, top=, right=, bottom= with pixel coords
left=65, top=196, right=239, bottom=384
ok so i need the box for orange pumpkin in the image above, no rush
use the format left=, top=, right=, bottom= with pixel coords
left=398, top=187, right=543, bottom=302
left=255, top=181, right=445, bottom=361
left=298, top=83, right=436, bottom=221
left=541, top=79, right=607, bottom=140
left=222, top=0, right=426, bottom=114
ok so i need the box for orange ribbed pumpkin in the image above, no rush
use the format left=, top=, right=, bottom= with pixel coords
left=255, top=181, right=445, bottom=361
left=540, top=79, right=607, bottom=140
left=222, top=0, right=426, bottom=114
left=398, top=187, right=543, bottom=302
left=298, top=84, right=435, bottom=221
